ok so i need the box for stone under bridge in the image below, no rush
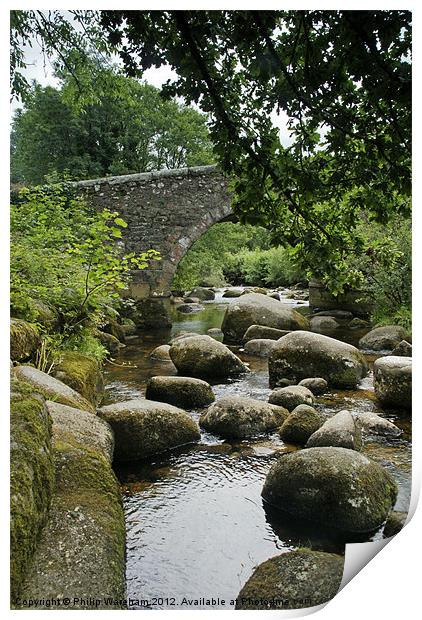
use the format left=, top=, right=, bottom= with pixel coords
left=76, top=165, right=234, bottom=326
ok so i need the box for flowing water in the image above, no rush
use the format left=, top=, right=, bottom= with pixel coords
left=103, top=289, right=412, bottom=610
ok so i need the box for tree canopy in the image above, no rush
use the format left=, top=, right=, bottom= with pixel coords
left=10, top=9, right=411, bottom=290
left=11, top=72, right=214, bottom=184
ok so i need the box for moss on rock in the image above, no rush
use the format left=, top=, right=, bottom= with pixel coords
left=52, top=350, right=104, bottom=406
left=18, top=443, right=126, bottom=608
left=236, top=549, right=344, bottom=609
left=146, top=376, right=215, bottom=409
left=262, top=447, right=398, bottom=535
left=279, top=405, right=326, bottom=445
left=10, top=382, right=54, bottom=605
left=10, top=319, right=41, bottom=362
left=14, top=366, right=95, bottom=413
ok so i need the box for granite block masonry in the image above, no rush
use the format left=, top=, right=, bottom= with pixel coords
left=76, top=166, right=233, bottom=301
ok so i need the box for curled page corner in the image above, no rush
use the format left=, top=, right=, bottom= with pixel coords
left=340, top=537, right=392, bottom=592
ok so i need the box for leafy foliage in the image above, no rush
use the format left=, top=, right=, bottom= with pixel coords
left=10, top=182, right=159, bottom=349
left=172, top=222, right=302, bottom=290
left=11, top=77, right=214, bottom=184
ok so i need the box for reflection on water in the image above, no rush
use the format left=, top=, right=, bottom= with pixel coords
left=104, top=291, right=411, bottom=609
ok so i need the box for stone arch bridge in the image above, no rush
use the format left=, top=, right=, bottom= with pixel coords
left=76, top=165, right=234, bottom=326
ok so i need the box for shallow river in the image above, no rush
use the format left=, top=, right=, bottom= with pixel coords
left=103, top=289, right=411, bottom=610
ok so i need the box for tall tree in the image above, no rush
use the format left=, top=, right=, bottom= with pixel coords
left=11, top=75, right=214, bottom=184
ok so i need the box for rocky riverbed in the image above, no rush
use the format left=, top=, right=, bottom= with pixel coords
left=103, top=287, right=412, bottom=610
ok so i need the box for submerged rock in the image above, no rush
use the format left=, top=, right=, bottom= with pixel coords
left=14, top=365, right=95, bottom=413
left=298, top=377, right=328, bottom=395
left=98, top=399, right=200, bottom=461
left=236, top=549, right=344, bottom=610
left=145, top=376, right=215, bottom=409
left=244, top=338, right=277, bottom=357
left=269, top=331, right=367, bottom=389
left=243, top=324, right=291, bottom=342
left=268, top=385, right=315, bottom=411
left=52, top=350, right=104, bottom=406
left=306, top=410, right=362, bottom=451
left=262, top=447, right=398, bottom=534
left=222, top=293, right=309, bottom=342
left=199, top=396, right=289, bottom=439
left=10, top=319, right=40, bottom=362
left=278, top=405, right=326, bottom=445
left=169, top=334, right=249, bottom=379
left=373, top=356, right=411, bottom=410
left=383, top=511, right=407, bottom=537
left=356, top=411, right=402, bottom=437
left=359, top=325, right=408, bottom=351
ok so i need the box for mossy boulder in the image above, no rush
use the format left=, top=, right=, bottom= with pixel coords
left=236, top=549, right=344, bottom=609
left=28, top=299, right=59, bottom=330
left=262, top=447, right=398, bottom=535
left=306, top=410, right=362, bottom=450
left=199, top=396, right=289, bottom=439
left=10, top=381, right=55, bottom=605
left=269, top=331, right=368, bottom=388
left=190, top=286, right=215, bottom=301
left=243, top=324, right=291, bottom=342
left=244, top=338, right=277, bottom=357
left=146, top=376, right=215, bottom=409
left=268, top=385, right=315, bottom=411
left=222, top=293, right=309, bottom=342
left=356, top=411, right=401, bottom=437
left=46, top=401, right=114, bottom=462
left=10, top=319, right=40, bottom=362
left=373, top=356, right=411, bottom=410
left=18, top=415, right=125, bottom=609
left=359, top=325, right=408, bottom=351
left=14, top=366, right=95, bottom=413
left=391, top=340, right=412, bottom=357
left=149, top=344, right=172, bottom=361
left=383, top=511, right=407, bottom=537
left=298, top=377, right=328, bottom=395
left=92, top=328, right=122, bottom=354
left=103, top=319, right=126, bottom=343
left=169, top=335, right=249, bottom=380
left=98, top=399, right=200, bottom=461
left=310, top=316, right=340, bottom=332
left=279, top=405, right=326, bottom=445
left=52, top=351, right=104, bottom=406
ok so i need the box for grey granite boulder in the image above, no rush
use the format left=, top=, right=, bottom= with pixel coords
left=306, top=410, right=362, bottom=450
left=373, top=356, right=411, bottom=410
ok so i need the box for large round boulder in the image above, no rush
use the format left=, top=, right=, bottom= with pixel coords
left=278, top=405, right=326, bottom=445
left=268, top=385, right=315, bottom=411
left=236, top=549, right=344, bottom=610
left=169, top=335, right=249, bottom=379
left=222, top=293, right=309, bottom=343
left=145, top=376, right=215, bottom=409
left=244, top=338, right=277, bottom=357
left=269, top=331, right=367, bottom=388
left=306, top=410, right=362, bottom=450
left=199, top=396, right=289, bottom=439
left=373, top=356, right=411, bottom=410
left=262, top=447, right=398, bottom=534
left=359, top=325, right=408, bottom=351
left=97, top=399, right=200, bottom=461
